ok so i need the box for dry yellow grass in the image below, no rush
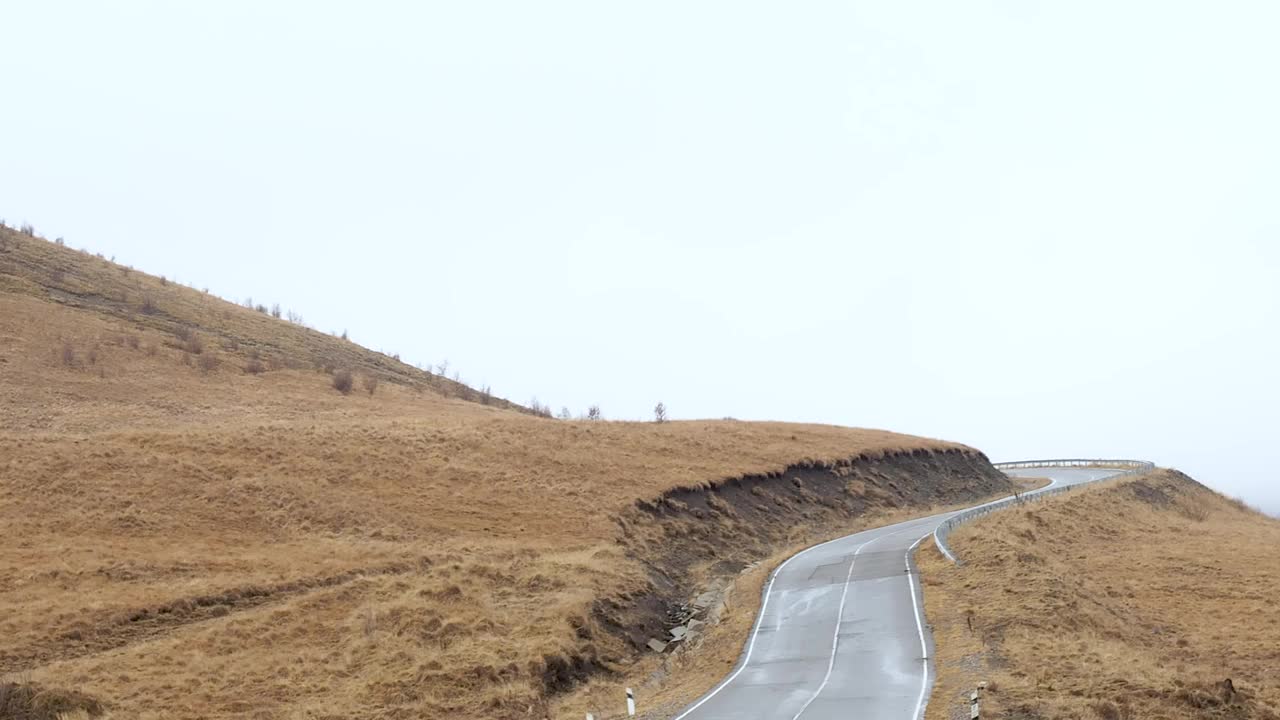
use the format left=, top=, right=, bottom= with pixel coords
left=920, top=469, right=1280, bottom=720
left=0, top=227, right=1004, bottom=719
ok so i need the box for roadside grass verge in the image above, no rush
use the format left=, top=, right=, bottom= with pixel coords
left=920, top=469, right=1280, bottom=720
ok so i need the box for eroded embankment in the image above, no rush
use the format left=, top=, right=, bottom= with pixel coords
left=550, top=447, right=1009, bottom=714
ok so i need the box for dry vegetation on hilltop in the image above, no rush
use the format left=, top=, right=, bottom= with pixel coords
left=920, top=469, right=1280, bottom=720
left=0, top=224, right=515, bottom=415
left=0, top=226, right=1013, bottom=718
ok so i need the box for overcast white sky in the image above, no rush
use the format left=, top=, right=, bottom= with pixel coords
left=4, top=2, right=1278, bottom=513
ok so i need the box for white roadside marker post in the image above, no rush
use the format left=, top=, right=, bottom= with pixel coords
left=586, top=714, right=594, bottom=720
left=626, top=687, right=636, bottom=716
left=970, top=686, right=981, bottom=719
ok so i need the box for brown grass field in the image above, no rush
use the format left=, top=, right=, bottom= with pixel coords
left=920, top=469, right=1280, bottom=720
left=0, top=226, right=1004, bottom=719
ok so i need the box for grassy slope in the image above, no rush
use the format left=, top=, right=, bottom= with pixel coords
left=921, top=470, right=1280, bottom=720
left=0, top=227, right=976, bottom=719
left=0, top=225, right=521, bottom=416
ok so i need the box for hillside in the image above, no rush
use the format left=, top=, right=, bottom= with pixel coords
left=920, top=469, right=1280, bottom=720
left=0, top=223, right=521, bottom=429
left=0, top=225, right=1012, bottom=719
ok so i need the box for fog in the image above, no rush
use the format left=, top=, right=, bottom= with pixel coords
left=4, top=2, right=1277, bottom=513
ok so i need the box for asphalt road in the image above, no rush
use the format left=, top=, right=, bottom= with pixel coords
left=671, top=466, right=1121, bottom=720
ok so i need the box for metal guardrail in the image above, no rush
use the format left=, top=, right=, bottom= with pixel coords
left=933, top=459, right=1155, bottom=563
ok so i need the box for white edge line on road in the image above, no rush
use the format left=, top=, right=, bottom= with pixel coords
left=906, top=532, right=931, bottom=720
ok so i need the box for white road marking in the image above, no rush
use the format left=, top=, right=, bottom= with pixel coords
left=791, top=523, right=932, bottom=720
left=906, top=532, right=931, bottom=720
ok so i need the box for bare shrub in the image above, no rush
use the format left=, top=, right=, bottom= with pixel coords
left=255, top=304, right=268, bottom=314
left=159, top=275, right=168, bottom=286
left=587, top=405, right=602, bottom=421
left=20, top=223, right=35, bottom=236
left=186, top=334, right=204, bottom=355
left=87, top=347, right=99, bottom=365
left=60, top=343, right=76, bottom=367
left=558, top=406, right=572, bottom=420
left=362, top=374, right=379, bottom=396
left=140, top=297, right=158, bottom=315
left=245, top=357, right=266, bottom=375
left=270, top=303, right=281, bottom=319
left=286, top=309, right=304, bottom=324
left=1179, top=502, right=1210, bottom=522
left=333, top=369, right=355, bottom=394
left=145, top=343, right=158, bottom=356
left=340, top=329, right=349, bottom=341
left=198, top=353, right=219, bottom=373
left=653, top=402, right=667, bottom=423
left=0, top=680, right=104, bottom=719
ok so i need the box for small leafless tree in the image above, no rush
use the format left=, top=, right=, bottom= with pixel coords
left=587, top=405, right=602, bottom=421
left=558, top=406, right=572, bottom=420
left=653, top=402, right=667, bottom=423
left=270, top=303, right=282, bottom=319
left=286, top=309, right=304, bottom=324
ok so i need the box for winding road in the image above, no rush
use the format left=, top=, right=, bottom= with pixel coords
left=671, top=465, right=1122, bottom=720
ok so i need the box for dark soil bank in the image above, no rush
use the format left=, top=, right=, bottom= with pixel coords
left=559, top=448, right=1010, bottom=695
